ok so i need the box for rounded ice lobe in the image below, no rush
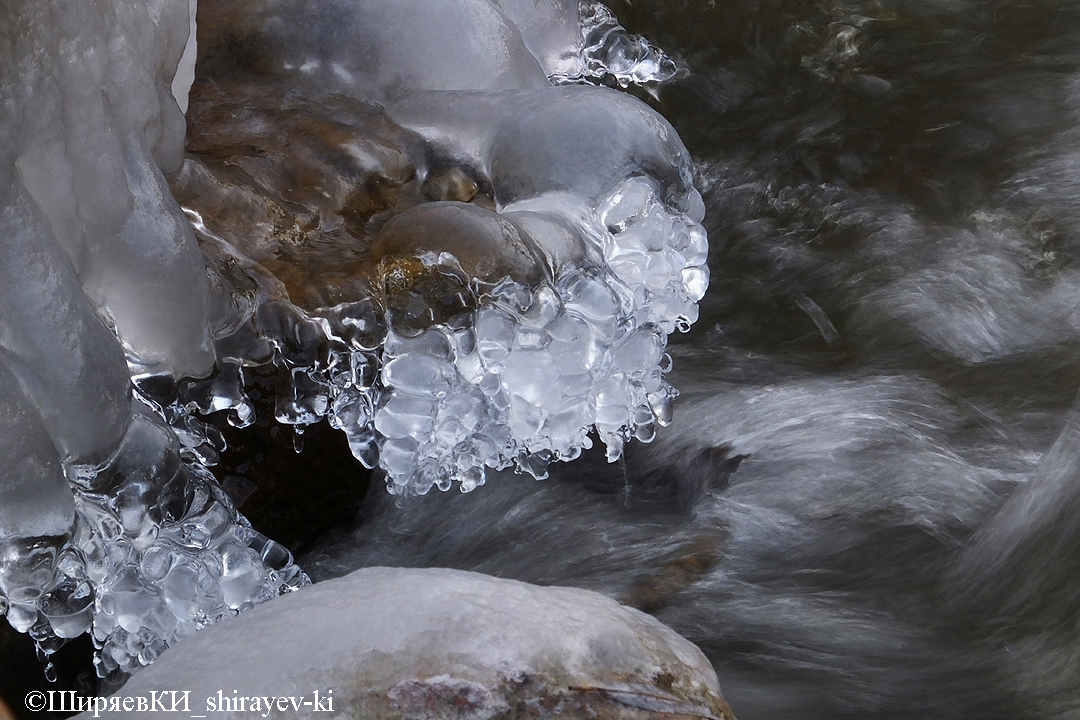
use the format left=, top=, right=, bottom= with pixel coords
left=488, top=86, right=695, bottom=205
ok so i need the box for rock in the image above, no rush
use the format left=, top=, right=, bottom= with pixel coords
left=81, top=567, right=735, bottom=719
left=171, top=82, right=432, bottom=311
left=372, top=202, right=545, bottom=285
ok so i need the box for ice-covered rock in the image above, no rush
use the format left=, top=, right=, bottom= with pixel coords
left=81, top=567, right=734, bottom=720
left=178, top=0, right=709, bottom=496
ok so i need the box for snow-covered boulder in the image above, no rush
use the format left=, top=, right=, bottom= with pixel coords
left=82, top=567, right=735, bottom=719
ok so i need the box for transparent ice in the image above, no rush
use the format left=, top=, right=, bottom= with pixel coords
left=552, top=1, right=679, bottom=87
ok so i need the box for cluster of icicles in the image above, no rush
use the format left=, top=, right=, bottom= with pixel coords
left=558, top=1, right=679, bottom=87
left=1, top=408, right=309, bottom=680
left=181, top=173, right=708, bottom=498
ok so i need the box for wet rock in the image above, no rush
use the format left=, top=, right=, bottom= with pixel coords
left=372, top=202, right=546, bottom=285
left=624, top=531, right=727, bottom=615
left=170, top=82, right=431, bottom=311
left=82, top=567, right=735, bottom=719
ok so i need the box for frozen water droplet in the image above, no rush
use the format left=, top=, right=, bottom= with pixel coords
left=515, top=449, right=552, bottom=480
left=648, top=389, right=675, bottom=426
left=475, top=307, right=515, bottom=364
left=458, top=466, right=486, bottom=493
left=383, top=328, right=453, bottom=361
left=685, top=189, right=706, bottom=224
left=382, top=353, right=454, bottom=396
left=613, top=328, right=665, bottom=372
left=275, top=367, right=330, bottom=427
left=682, top=266, right=710, bottom=303
left=681, top=225, right=709, bottom=266
left=521, top=284, right=562, bottom=328
left=455, top=350, right=485, bottom=384
left=607, top=252, right=649, bottom=285
left=595, top=378, right=631, bottom=431
left=508, top=395, right=547, bottom=438
left=320, top=298, right=387, bottom=351
left=501, top=351, right=561, bottom=407
left=345, top=425, right=380, bottom=469
left=480, top=371, right=503, bottom=397
left=600, top=176, right=657, bottom=233
left=602, top=431, right=626, bottom=463
left=380, top=436, right=420, bottom=478
left=560, top=273, right=619, bottom=320
left=375, top=394, right=437, bottom=439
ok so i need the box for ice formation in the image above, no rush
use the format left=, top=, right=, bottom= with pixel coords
left=0, top=0, right=305, bottom=680
left=181, top=0, right=708, bottom=496
left=352, top=166, right=705, bottom=493
left=1, top=0, right=706, bottom=680
left=557, top=1, right=679, bottom=86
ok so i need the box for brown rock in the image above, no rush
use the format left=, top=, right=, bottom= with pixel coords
left=372, top=202, right=546, bottom=285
